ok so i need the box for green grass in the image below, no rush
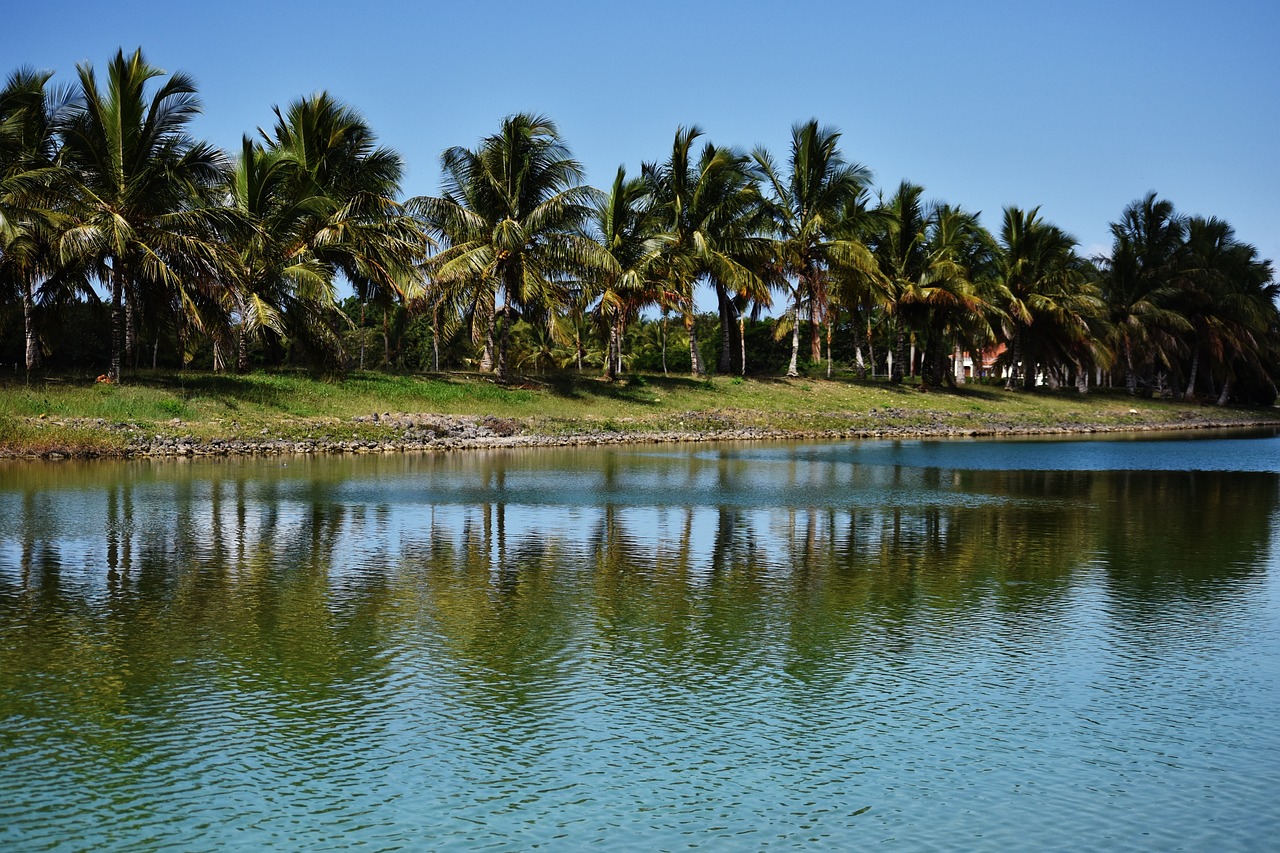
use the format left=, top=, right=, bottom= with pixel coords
left=1, top=368, right=1275, bottom=456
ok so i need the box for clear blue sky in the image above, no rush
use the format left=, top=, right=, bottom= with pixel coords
left=9, top=0, right=1279, bottom=268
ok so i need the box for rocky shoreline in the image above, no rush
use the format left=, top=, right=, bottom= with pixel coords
left=5, top=411, right=1278, bottom=461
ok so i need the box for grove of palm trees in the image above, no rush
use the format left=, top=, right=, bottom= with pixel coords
left=3, top=49, right=1277, bottom=407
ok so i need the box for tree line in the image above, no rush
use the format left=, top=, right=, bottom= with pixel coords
left=2, top=49, right=1276, bottom=402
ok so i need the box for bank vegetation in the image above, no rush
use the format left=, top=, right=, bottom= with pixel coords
left=3, top=49, right=1278, bottom=443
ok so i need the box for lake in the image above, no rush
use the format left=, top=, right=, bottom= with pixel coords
left=2, top=432, right=1279, bottom=850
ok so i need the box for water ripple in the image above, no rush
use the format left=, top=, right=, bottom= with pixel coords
left=2, top=448, right=1279, bottom=850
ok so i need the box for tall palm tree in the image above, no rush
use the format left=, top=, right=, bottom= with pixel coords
left=59, top=48, right=231, bottom=382
left=870, top=185, right=998, bottom=386
left=412, top=113, right=604, bottom=382
left=226, top=136, right=331, bottom=371
left=995, top=206, right=1103, bottom=390
left=753, top=120, right=879, bottom=375
left=0, top=68, right=79, bottom=373
left=868, top=181, right=930, bottom=383
left=265, top=93, right=422, bottom=361
left=644, top=127, right=768, bottom=376
left=229, top=94, right=423, bottom=371
left=1176, top=216, right=1278, bottom=401
left=1099, top=192, right=1189, bottom=393
left=915, top=204, right=999, bottom=386
left=590, top=166, right=664, bottom=380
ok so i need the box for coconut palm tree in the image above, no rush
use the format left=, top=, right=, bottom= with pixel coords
left=644, top=127, right=769, bottom=376
left=753, top=120, right=879, bottom=376
left=58, top=48, right=232, bottom=382
left=228, top=94, right=423, bottom=372
left=868, top=182, right=931, bottom=382
left=589, top=166, right=665, bottom=380
left=225, top=136, right=331, bottom=371
left=869, top=186, right=998, bottom=386
left=1175, top=216, right=1278, bottom=402
left=995, top=206, right=1103, bottom=390
left=1099, top=193, right=1189, bottom=393
left=0, top=68, right=80, bottom=373
left=264, top=93, right=423, bottom=366
left=915, top=204, right=1000, bottom=386
left=412, top=113, right=605, bottom=382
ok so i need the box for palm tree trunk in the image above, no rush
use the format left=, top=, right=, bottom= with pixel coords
left=787, top=293, right=801, bottom=378
left=740, top=315, right=747, bottom=376
left=809, top=280, right=823, bottom=363
left=383, top=312, right=391, bottom=367
left=1045, top=364, right=1061, bottom=390
left=1184, top=336, right=1200, bottom=398
left=125, top=290, right=138, bottom=369
left=1123, top=339, right=1138, bottom=394
left=1005, top=327, right=1022, bottom=390
left=237, top=324, right=251, bottom=374
left=495, top=306, right=510, bottom=382
left=717, top=285, right=733, bottom=374
left=22, top=281, right=41, bottom=373
left=359, top=302, right=367, bottom=370
left=431, top=304, right=441, bottom=372
left=891, top=328, right=906, bottom=384
left=660, top=312, right=668, bottom=375
left=617, top=316, right=627, bottom=378
left=866, top=317, right=875, bottom=379
left=605, top=315, right=620, bottom=381
left=685, top=310, right=704, bottom=377
left=479, top=301, right=496, bottom=373
left=928, top=333, right=947, bottom=387
left=1216, top=378, right=1231, bottom=406
left=826, top=317, right=833, bottom=379
left=109, top=266, right=125, bottom=383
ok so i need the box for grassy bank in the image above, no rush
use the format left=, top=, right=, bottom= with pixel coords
left=2, top=370, right=1276, bottom=458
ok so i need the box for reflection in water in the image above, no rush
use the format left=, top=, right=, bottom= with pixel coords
left=1, top=440, right=1279, bottom=849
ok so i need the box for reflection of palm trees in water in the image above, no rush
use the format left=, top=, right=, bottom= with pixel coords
left=2, top=458, right=1278, bottom=720
left=105, top=479, right=132, bottom=586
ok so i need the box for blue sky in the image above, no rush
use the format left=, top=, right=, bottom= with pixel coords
left=9, top=0, right=1278, bottom=269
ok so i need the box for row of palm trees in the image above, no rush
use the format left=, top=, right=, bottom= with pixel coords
left=3, top=50, right=1276, bottom=401
left=1, top=50, right=421, bottom=382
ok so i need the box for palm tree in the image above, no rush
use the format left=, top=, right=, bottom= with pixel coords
left=265, top=93, right=423, bottom=367
left=1176, top=216, right=1278, bottom=402
left=225, top=136, right=330, bottom=371
left=753, top=120, right=879, bottom=376
left=995, top=206, right=1103, bottom=391
left=0, top=68, right=79, bottom=373
left=869, top=185, right=998, bottom=386
left=1099, top=193, right=1189, bottom=393
left=868, top=181, right=930, bottom=382
left=589, top=166, right=664, bottom=380
left=412, top=113, right=604, bottom=382
left=644, top=127, right=768, bottom=376
left=228, top=94, right=423, bottom=372
left=915, top=204, right=1000, bottom=386
left=58, top=48, right=231, bottom=382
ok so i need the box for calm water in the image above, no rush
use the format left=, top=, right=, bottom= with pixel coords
left=2, top=432, right=1279, bottom=850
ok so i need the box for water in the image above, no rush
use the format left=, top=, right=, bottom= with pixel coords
left=2, top=432, right=1279, bottom=850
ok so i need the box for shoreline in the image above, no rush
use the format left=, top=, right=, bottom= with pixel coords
left=5, top=411, right=1277, bottom=461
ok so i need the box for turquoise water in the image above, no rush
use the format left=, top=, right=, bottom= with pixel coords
left=2, top=433, right=1279, bottom=850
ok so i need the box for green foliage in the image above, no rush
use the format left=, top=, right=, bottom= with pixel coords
left=1, top=52, right=1276, bottom=400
